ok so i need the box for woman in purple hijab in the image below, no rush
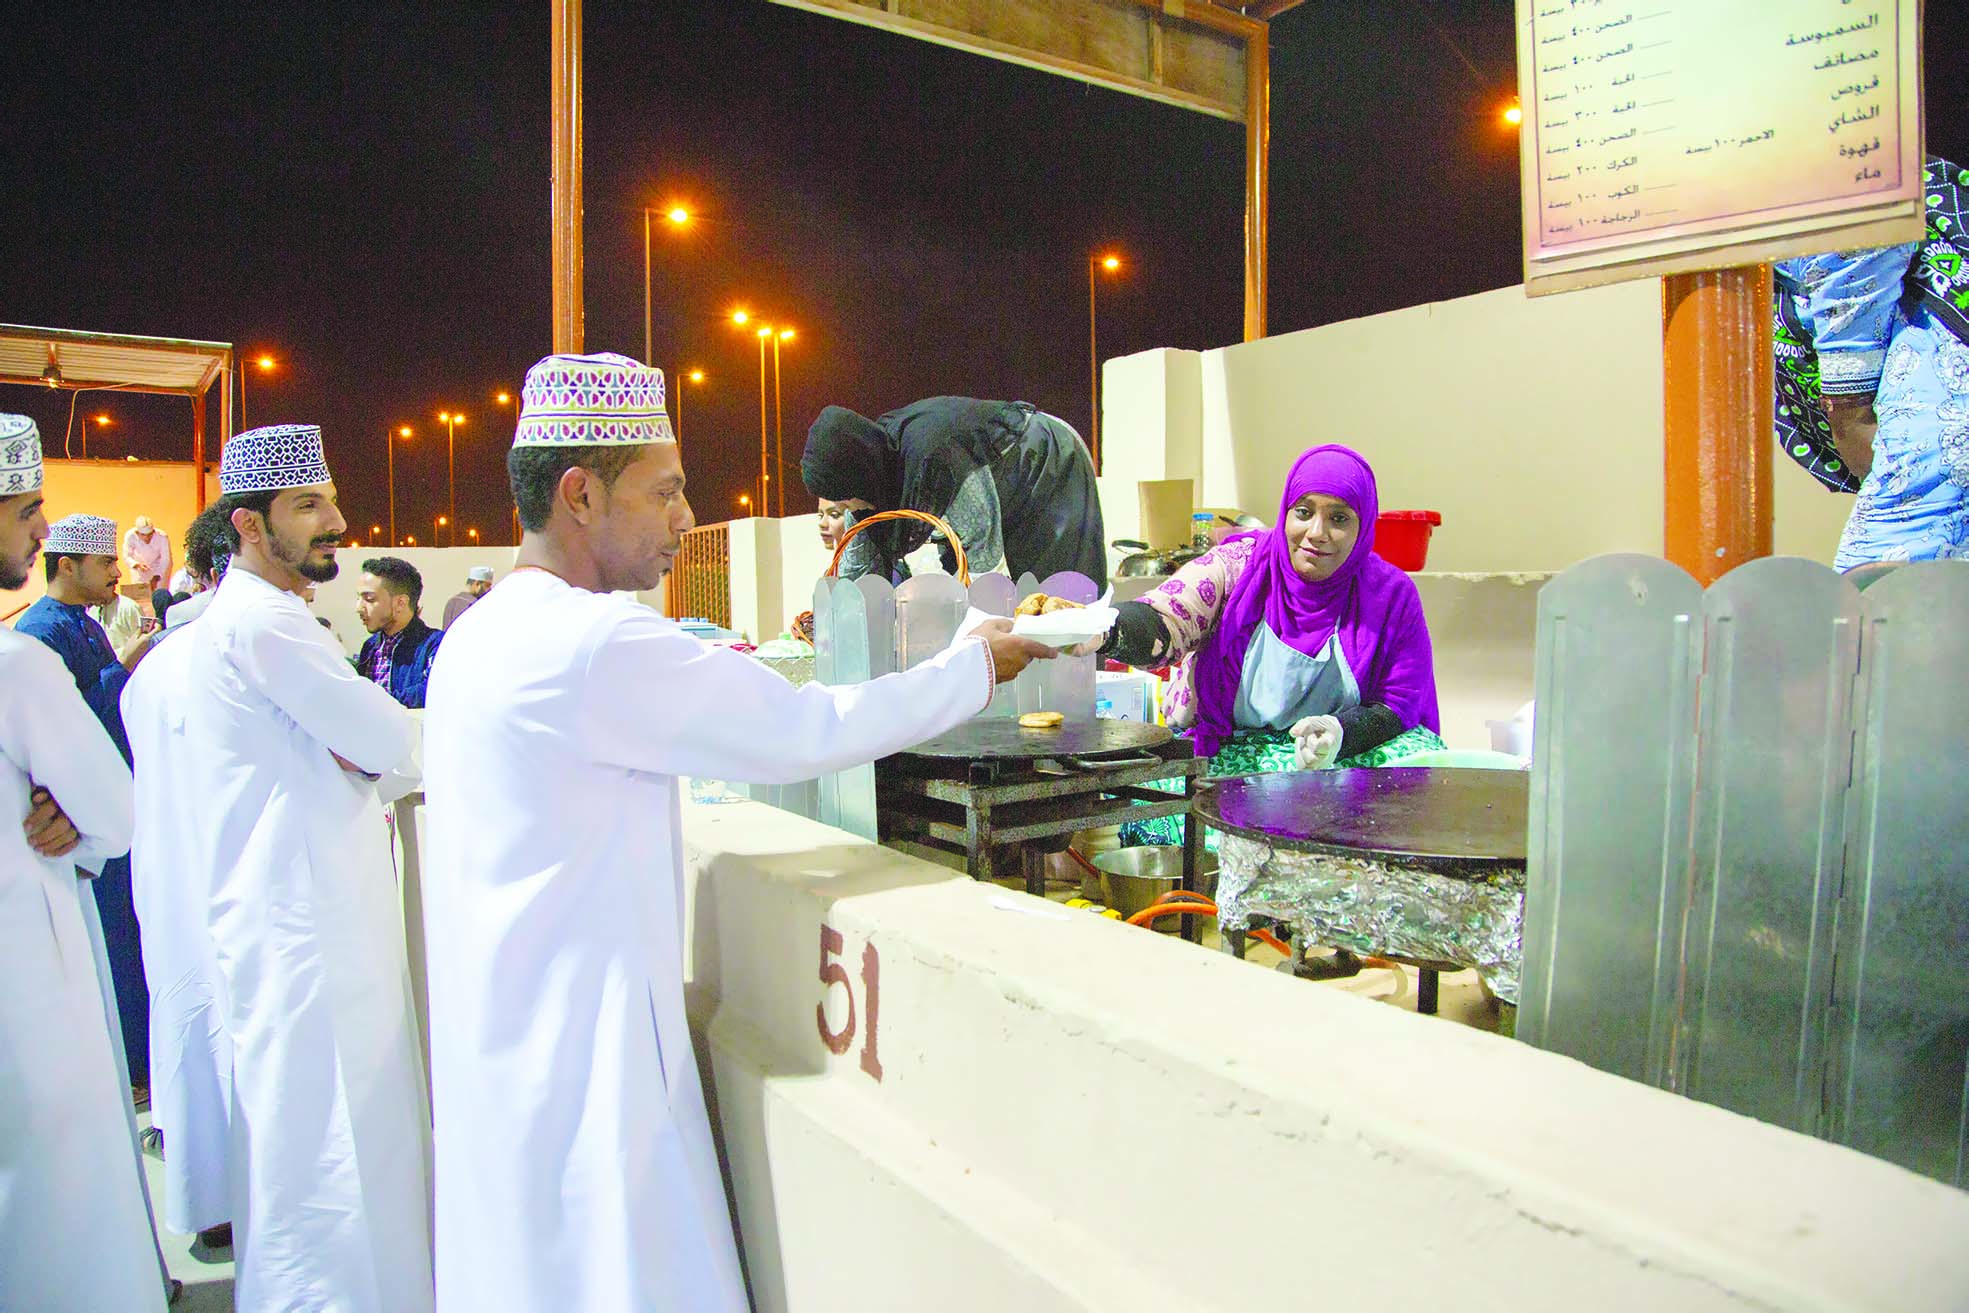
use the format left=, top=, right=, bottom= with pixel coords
left=1099, top=445, right=1443, bottom=845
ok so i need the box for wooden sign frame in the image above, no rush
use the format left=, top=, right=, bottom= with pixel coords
left=1517, top=0, right=1926, bottom=296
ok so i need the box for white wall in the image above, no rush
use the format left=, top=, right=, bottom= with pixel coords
left=308, top=545, right=518, bottom=655
left=1101, top=281, right=1854, bottom=573
left=681, top=799, right=1969, bottom=1312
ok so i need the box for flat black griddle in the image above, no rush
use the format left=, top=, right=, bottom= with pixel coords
left=896, top=717, right=1172, bottom=765
left=1196, top=767, right=1527, bottom=874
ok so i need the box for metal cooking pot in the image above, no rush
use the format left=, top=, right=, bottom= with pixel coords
left=1111, top=538, right=1204, bottom=579
left=1091, top=848, right=1219, bottom=934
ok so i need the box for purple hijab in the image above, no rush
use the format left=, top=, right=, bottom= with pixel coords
left=1190, top=444, right=1439, bottom=756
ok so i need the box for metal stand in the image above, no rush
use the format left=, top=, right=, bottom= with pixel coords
left=880, top=739, right=1210, bottom=941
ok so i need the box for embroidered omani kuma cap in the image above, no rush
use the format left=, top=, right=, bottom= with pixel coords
left=44, top=514, right=119, bottom=557
left=0, top=414, right=43, bottom=495
left=220, top=424, right=333, bottom=494
left=466, top=565, right=494, bottom=582
left=512, top=352, right=675, bottom=448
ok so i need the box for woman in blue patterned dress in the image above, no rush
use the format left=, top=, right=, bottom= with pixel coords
left=1773, top=157, right=1969, bottom=567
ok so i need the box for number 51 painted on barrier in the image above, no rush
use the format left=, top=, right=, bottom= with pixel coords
left=817, top=924, right=883, bottom=1081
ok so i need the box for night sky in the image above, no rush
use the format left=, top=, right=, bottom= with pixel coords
left=4, top=2, right=1963, bottom=545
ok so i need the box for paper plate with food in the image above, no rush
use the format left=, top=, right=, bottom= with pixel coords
left=1009, top=593, right=1118, bottom=650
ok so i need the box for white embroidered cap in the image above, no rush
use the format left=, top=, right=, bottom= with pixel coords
left=44, top=514, right=119, bottom=557
left=220, top=423, right=333, bottom=494
left=466, top=565, right=494, bottom=582
left=512, top=352, right=675, bottom=448
left=0, top=413, right=44, bottom=495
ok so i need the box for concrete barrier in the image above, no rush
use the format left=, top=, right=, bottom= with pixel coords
left=682, top=798, right=1969, bottom=1313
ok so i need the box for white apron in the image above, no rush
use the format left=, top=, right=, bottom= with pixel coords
left=1231, top=620, right=1361, bottom=731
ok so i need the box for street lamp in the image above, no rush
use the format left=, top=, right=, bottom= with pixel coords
left=437, top=514, right=449, bottom=546
left=676, top=368, right=705, bottom=444
left=1089, top=253, right=1122, bottom=472
left=438, top=411, right=464, bottom=544
left=388, top=425, right=412, bottom=549
left=771, top=329, right=795, bottom=517
left=1502, top=101, right=1523, bottom=127
left=83, top=412, right=111, bottom=458
left=239, top=353, right=277, bottom=430
left=468, top=527, right=479, bottom=544
left=370, top=524, right=382, bottom=545
left=732, top=312, right=774, bottom=511
left=644, top=204, right=692, bottom=367
left=738, top=493, right=751, bottom=514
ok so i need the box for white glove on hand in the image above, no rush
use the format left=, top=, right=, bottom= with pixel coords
left=1289, top=715, right=1343, bottom=770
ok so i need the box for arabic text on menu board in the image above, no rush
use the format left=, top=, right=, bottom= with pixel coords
left=1529, top=0, right=1902, bottom=251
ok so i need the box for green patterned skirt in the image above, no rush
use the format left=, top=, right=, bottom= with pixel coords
left=1120, top=725, right=1448, bottom=851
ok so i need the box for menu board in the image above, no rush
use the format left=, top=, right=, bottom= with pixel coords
left=1516, top=0, right=1925, bottom=294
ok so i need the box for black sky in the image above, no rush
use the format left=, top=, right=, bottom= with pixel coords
left=3, top=2, right=1962, bottom=544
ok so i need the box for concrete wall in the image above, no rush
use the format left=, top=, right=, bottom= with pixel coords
left=681, top=800, right=1969, bottom=1312
left=307, top=545, right=519, bottom=655
left=1101, top=281, right=1855, bottom=573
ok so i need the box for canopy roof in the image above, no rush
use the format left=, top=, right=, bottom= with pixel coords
left=0, top=323, right=232, bottom=396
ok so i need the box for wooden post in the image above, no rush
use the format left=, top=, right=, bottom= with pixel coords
left=551, top=0, right=584, bottom=355
left=1662, top=267, right=1774, bottom=585
left=1243, top=22, right=1269, bottom=343
left=192, top=390, right=207, bottom=511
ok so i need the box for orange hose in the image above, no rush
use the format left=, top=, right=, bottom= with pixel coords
left=1150, top=889, right=1217, bottom=912
left=827, top=509, right=970, bottom=584
left=1246, top=927, right=1292, bottom=956
left=1125, top=901, right=1215, bottom=928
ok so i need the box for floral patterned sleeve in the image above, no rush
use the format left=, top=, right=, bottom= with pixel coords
left=1100, top=538, right=1255, bottom=731
left=1141, top=537, right=1252, bottom=659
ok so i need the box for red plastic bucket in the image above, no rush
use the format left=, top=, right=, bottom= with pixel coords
left=1372, top=510, right=1442, bottom=572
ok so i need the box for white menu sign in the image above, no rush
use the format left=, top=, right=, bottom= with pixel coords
left=1517, top=0, right=1924, bottom=294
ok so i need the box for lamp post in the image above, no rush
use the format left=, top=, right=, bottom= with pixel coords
left=643, top=205, right=691, bottom=367
left=438, top=412, right=464, bottom=545
left=677, top=368, right=704, bottom=444
left=370, top=524, right=382, bottom=546
left=770, top=330, right=796, bottom=517
left=753, top=322, right=770, bottom=512
left=468, top=527, right=479, bottom=545
left=1089, top=253, right=1121, bottom=471
left=388, top=425, right=411, bottom=549
left=239, top=354, right=276, bottom=430
left=437, top=514, right=449, bottom=546
left=84, top=413, right=110, bottom=459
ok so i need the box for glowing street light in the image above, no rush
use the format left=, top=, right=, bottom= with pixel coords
left=1502, top=101, right=1523, bottom=127
left=468, top=527, right=479, bottom=544
left=1089, top=252, right=1125, bottom=470
left=239, top=352, right=279, bottom=429
left=438, top=411, right=465, bottom=544
left=730, top=309, right=749, bottom=327
left=675, top=367, right=706, bottom=444
left=642, top=204, right=695, bottom=367
left=738, top=493, right=751, bottom=513
left=80, top=412, right=112, bottom=458
left=370, top=524, right=382, bottom=545
left=388, top=425, right=413, bottom=548
left=771, top=329, right=796, bottom=517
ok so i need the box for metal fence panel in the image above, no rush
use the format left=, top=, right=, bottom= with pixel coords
left=1679, top=558, right=1858, bottom=1131
left=1519, top=555, right=1702, bottom=1084
left=1829, top=563, right=1969, bottom=1186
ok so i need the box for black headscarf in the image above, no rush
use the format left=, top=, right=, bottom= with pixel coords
left=802, top=406, right=901, bottom=509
